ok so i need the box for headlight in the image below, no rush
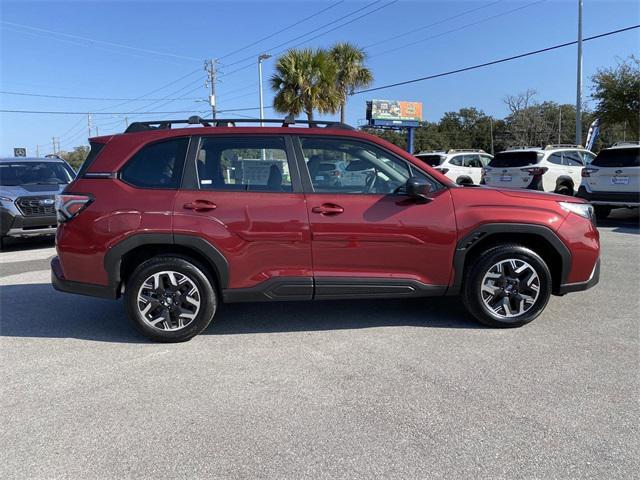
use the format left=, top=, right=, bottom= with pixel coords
left=559, top=201, right=594, bottom=220
left=0, top=196, right=14, bottom=203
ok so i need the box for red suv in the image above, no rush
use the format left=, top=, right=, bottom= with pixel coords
left=52, top=117, right=600, bottom=342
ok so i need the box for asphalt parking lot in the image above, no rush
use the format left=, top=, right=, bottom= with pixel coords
left=1, top=210, right=638, bottom=479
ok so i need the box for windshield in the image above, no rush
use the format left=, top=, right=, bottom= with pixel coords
left=489, top=151, right=540, bottom=168
left=415, top=154, right=444, bottom=167
left=591, top=148, right=640, bottom=168
left=0, top=161, right=74, bottom=186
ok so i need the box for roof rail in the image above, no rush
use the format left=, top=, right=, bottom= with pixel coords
left=544, top=143, right=584, bottom=150
left=447, top=148, right=487, bottom=154
left=124, top=115, right=355, bottom=133
left=416, top=150, right=446, bottom=155
left=611, top=140, right=640, bottom=147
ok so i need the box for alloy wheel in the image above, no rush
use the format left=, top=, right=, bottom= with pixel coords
left=480, top=259, right=541, bottom=318
left=137, top=271, right=201, bottom=331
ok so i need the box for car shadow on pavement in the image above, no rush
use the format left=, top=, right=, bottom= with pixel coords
left=0, top=236, right=55, bottom=252
left=599, top=208, right=640, bottom=234
left=0, top=284, right=481, bottom=343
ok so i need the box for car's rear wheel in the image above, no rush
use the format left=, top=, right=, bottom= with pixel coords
left=462, top=244, right=551, bottom=328
left=124, top=256, right=217, bottom=342
left=555, top=184, right=573, bottom=196
left=594, top=205, right=611, bottom=219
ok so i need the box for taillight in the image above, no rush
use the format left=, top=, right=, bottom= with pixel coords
left=55, top=193, right=93, bottom=223
left=582, top=167, right=599, bottom=178
left=521, top=167, right=548, bottom=176
left=436, top=167, right=450, bottom=174
left=331, top=170, right=341, bottom=177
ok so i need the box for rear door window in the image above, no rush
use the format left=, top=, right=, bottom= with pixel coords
left=563, top=151, right=584, bottom=167
left=196, top=136, right=292, bottom=192
left=591, top=148, right=640, bottom=168
left=489, top=151, right=540, bottom=168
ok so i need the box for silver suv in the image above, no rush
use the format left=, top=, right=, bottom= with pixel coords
left=0, top=156, right=76, bottom=248
left=483, top=144, right=596, bottom=195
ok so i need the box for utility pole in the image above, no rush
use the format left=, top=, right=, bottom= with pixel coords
left=36, top=145, right=39, bottom=158
left=95, top=126, right=100, bottom=136
left=258, top=53, right=272, bottom=127
left=124, top=116, right=129, bottom=128
left=558, top=106, right=562, bottom=143
left=489, top=117, right=494, bottom=155
left=204, top=59, right=218, bottom=119
left=575, top=0, right=583, bottom=145
left=87, top=113, right=93, bottom=139
left=51, top=137, right=58, bottom=155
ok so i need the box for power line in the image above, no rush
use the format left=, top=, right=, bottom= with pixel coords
left=353, top=24, right=640, bottom=95
left=0, top=109, right=201, bottom=115
left=1, top=21, right=200, bottom=61
left=220, top=0, right=398, bottom=78
left=368, top=0, right=547, bottom=59
left=218, top=1, right=346, bottom=61
left=362, top=0, right=503, bottom=50
left=0, top=90, right=203, bottom=101
left=221, top=0, right=386, bottom=69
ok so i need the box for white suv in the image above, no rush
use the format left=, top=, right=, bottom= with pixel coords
left=414, top=149, right=492, bottom=185
left=577, top=142, right=640, bottom=218
left=482, top=144, right=596, bottom=195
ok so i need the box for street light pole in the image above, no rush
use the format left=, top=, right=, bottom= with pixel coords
left=258, top=53, right=272, bottom=127
left=575, top=0, right=583, bottom=145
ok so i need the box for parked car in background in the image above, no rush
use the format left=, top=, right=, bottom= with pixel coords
left=306, top=157, right=342, bottom=188
left=482, top=144, right=596, bottom=195
left=415, top=149, right=493, bottom=185
left=0, top=156, right=76, bottom=248
left=52, top=116, right=599, bottom=342
left=577, top=142, right=640, bottom=218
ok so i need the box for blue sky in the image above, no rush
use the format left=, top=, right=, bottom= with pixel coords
left=1, top=0, right=638, bottom=156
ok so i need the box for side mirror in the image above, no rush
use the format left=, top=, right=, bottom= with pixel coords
left=405, top=177, right=432, bottom=200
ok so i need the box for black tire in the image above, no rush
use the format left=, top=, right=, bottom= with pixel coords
left=124, top=255, right=217, bottom=342
left=456, top=176, right=473, bottom=186
left=555, top=184, right=573, bottom=196
left=462, top=244, right=552, bottom=328
left=594, top=205, right=611, bottom=219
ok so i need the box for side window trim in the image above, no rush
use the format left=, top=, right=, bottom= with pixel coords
left=292, top=135, right=442, bottom=195
left=181, top=134, right=303, bottom=193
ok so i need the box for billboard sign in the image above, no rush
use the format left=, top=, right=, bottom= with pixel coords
left=13, top=148, right=26, bottom=157
left=367, top=100, right=422, bottom=127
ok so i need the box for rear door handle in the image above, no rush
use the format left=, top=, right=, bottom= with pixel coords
left=311, top=203, right=344, bottom=215
left=183, top=200, right=217, bottom=212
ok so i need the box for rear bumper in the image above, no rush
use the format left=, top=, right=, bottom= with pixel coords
left=557, top=258, right=600, bottom=295
left=576, top=186, right=640, bottom=206
left=51, top=256, right=117, bottom=299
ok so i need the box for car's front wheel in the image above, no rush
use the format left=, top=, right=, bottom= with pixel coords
left=124, top=256, right=217, bottom=342
left=462, top=244, right=552, bottom=328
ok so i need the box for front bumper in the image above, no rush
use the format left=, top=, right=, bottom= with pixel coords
left=51, top=256, right=117, bottom=299
left=576, top=186, right=640, bottom=207
left=557, top=258, right=600, bottom=295
left=1, top=207, right=57, bottom=237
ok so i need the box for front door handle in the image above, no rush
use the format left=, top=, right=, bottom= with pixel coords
left=183, top=200, right=217, bottom=212
left=312, top=203, right=344, bottom=215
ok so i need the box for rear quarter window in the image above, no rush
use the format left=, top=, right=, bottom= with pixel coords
left=489, top=151, right=540, bottom=168
left=415, top=155, right=444, bottom=167
left=121, top=137, right=189, bottom=189
left=591, top=148, right=640, bottom=168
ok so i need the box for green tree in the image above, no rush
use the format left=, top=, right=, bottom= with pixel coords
left=270, top=48, right=340, bottom=122
left=591, top=56, right=640, bottom=140
left=330, top=42, right=373, bottom=124
left=61, top=146, right=89, bottom=171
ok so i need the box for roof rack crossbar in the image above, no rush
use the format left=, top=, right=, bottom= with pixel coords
left=544, top=143, right=584, bottom=150
left=124, top=116, right=354, bottom=133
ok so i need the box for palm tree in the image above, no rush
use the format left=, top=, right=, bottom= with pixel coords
left=270, top=48, right=340, bottom=122
left=330, top=42, right=373, bottom=124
